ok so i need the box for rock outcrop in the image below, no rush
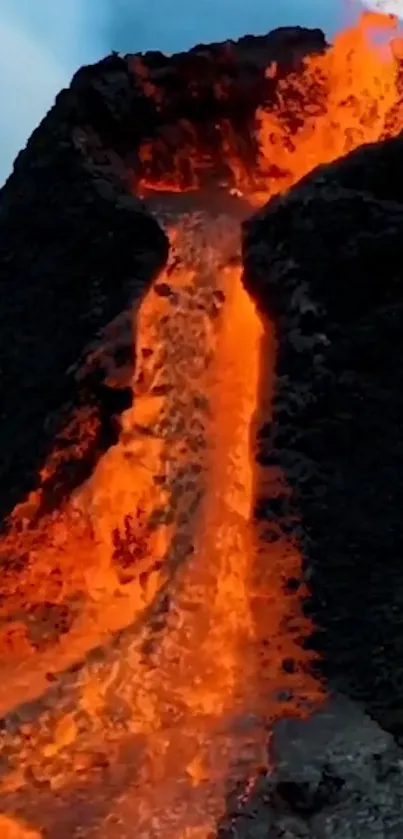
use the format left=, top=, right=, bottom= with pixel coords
left=218, top=695, right=403, bottom=838
left=242, top=131, right=403, bottom=721
left=219, top=695, right=403, bottom=839
left=269, top=694, right=403, bottom=837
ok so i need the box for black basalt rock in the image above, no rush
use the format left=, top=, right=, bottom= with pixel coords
left=242, top=132, right=403, bottom=723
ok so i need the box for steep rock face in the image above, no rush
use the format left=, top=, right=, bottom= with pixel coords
left=0, top=65, right=169, bottom=528
left=242, top=132, right=403, bottom=721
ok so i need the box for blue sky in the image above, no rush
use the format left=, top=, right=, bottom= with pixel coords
left=0, top=1, right=368, bottom=184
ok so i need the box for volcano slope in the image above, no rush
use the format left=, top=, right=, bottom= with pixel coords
left=243, top=129, right=403, bottom=730
left=3, top=12, right=403, bottom=839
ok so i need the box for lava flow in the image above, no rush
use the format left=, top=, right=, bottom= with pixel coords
left=0, top=10, right=402, bottom=839
left=0, top=210, right=322, bottom=839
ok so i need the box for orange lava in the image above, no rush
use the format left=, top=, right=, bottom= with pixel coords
left=0, top=815, right=42, bottom=839
left=255, top=10, right=402, bottom=201
left=0, top=10, right=403, bottom=838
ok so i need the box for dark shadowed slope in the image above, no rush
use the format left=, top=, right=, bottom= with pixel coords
left=243, top=130, right=403, bottom=727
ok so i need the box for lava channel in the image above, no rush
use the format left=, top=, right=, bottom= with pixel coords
left=0, top=207, right=321, bottom=839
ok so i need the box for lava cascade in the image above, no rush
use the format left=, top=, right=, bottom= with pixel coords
left=0, top=11, right=402, bottom=839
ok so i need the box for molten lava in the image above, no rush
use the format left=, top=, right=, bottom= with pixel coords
left=256, top=10, right=403, bottom=199
left=0, top=10, right=402, bottom=838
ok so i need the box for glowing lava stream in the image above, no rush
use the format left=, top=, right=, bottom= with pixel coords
left=80, top=213, right=323, bottom=839
left=0, top=212, right=322, bottom=838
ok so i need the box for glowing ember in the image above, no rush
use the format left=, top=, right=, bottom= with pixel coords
left=0, top=11, right=402, bottom=837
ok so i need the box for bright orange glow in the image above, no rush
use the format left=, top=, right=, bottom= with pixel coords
left=0, top=815, right=42, bottom=839
left=0, top=11, right=401, bottom=836
left=255, top=10, right=402, bottom=200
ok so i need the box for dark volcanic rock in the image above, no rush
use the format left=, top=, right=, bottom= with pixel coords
left=0, top=60, right=168, bottom=528
left=43, top=28, right=326, bottom=195
left=126, top=26, right=326, bottom=189
left=267, top=695, right=403, bottom=837
left=216, top=696, right=403, bottom=838
left=242, top=132, right=403, bottom=721
left=62, top=28, right=326, bottom=191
